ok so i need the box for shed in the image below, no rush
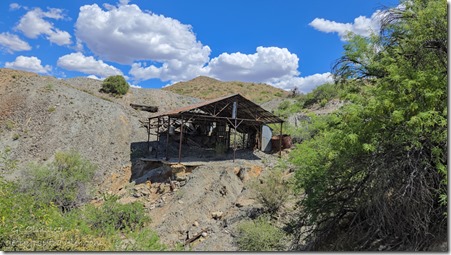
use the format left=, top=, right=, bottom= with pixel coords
left=146, top=93, right=284, bottom=162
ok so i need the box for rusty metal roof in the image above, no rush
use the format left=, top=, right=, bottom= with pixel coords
left=153, top=93, right=283, bottom=124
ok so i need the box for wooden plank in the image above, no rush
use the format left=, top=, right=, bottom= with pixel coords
left=130, top=103, right=158, bottom=112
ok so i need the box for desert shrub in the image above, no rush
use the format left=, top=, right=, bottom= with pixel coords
left=100, top=75, right=129, bottom=95
left=251, top=169, right=292, bottom=215
left=236, top=216, right=286, bottom=251
left=82, top=195, right=149, bottom=235
left=0, top=146, right=17, bottom=173
left=0, top=177, right=109, bottom=251
left=303, top=83, right=338, bottom=108
left=278, top=100, right=291, bottom=111
left=20, top=151, right=96, bottom=212
left=116, top=228, right=166, bottom=251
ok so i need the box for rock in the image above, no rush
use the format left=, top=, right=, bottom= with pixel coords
left=235, top=197, right=254, bottom=208
left=193, top=221, right=199, bottom=227
left=179, top=181, right=186, bottom=186
left=211, top=211, right=224, bottom=220
left=178, top=200, right=184, bottom=204
left=201, top=232, right=207, bottom=237
left=233, top=166, right=241, bottom=175
left=175, top=172, right=187, bottom=181
left=118, top=196, right=138, bottom=204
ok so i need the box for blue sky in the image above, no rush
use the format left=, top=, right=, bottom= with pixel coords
left=0, top=0, right=399, bottom=92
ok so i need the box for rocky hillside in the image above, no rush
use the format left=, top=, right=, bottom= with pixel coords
left=0, top=68, right=199, bottom=191
left=0, top=68, right=294, bottom=251
left=163, top=76, right=289, bottom=103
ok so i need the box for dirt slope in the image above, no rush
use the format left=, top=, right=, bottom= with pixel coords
left=163, top=76, right=289, bottom=104
left=0, top=68, right=198, bottom=190
left=0, top=68, right=292, bottom=251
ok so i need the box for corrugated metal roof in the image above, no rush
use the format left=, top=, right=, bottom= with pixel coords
left=153, top=93, right=283, bottom=124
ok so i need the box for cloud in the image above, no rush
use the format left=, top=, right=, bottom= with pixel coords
left=271, top=72, right=334, bottom=93
left=206, top=46, right=299, bottom=83
left=0, top=32, right=31, bottom=52
left=130, top=84, right=142, bottom=88
left=76, top=3, right=210, bottom=81
left=57, top=52, right=123, bottom=78
left=16, top=7, right=72, bottom=45
left=9, top=3, right=21, bottom=11
left=87, top=75, right=103, bottom=80
left=5, top=55, right=51, bottom=74
left=309, top=10, right=383, bottom=40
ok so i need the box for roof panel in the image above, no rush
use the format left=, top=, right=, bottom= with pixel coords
left=153, top=94, right=283, bottom=124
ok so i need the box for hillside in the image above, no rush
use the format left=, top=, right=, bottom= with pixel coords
left=0, top=68, right=199, bottom=191
left=163, top=76, right=289, bottom=103
left=0, top=68, right=290, bottom=251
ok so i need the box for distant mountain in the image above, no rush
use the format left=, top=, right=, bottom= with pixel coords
left=163, top=76, right=289, bottom=104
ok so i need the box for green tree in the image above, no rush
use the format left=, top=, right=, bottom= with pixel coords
left=290, top=0, right=447, bottom=251
left=101, top=75, right=129, bottom=95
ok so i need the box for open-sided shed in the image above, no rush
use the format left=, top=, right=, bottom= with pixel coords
left=147, top=93, right=284, bottom=162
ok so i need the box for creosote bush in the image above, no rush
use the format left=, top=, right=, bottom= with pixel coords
left=19, top=150, right=96, bottom=212
left=236, top=216, right=286, bottom=251
left=251, top=168, right=292, bottom=215
left=100, top=75, right=129, bottom=96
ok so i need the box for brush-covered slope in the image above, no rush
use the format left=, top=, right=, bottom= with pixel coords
left=163, top=76, right=289, bottom=103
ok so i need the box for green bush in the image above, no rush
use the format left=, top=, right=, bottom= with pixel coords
left=0, top=177, right=109, bottom=251
left=100, top=75, right=129, bottom=95
left=0, top=172, right=165, bottom=251
left=19, top=151, right=96, bottom=212
left=82, top=195, right=149, bottom=235
left=236, top=216, right=286, bottom=251
left=251, top=169, right=291, bottom=215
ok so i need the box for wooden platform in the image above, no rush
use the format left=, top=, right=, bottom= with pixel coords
left=140, top=157, right=206, bottom=167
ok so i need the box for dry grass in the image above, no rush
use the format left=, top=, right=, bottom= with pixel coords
left=163, top=76, right=289, bottom=103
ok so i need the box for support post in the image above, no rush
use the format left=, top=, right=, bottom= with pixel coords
left=233, top=118, right=237, bottom=162
left=165, top=116, right=171, bottom=160
left=155, top=117, right=160, bottom=158
left=147, top=118, right=151, bottom=153
left=279, top=121, right=283, bottom=158
left=178, top=117, right=184, bottom=163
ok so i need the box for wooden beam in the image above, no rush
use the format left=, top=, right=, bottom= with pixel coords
left=130, top=103, right=158, bottom=112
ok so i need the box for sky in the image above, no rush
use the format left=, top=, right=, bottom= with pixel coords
left=0, top=0, right=399, bottom=93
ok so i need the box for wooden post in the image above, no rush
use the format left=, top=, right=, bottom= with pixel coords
left=233, top=118, right=237, bottom=162
left=279, top=121, right=283, bottom=158
left=155, top=117, right=160, bottom=158
left=178, top=117, right=184, bottom=163
left=166, top=116, right=171, bottom=160
left=147, top=118, right=151, bottom=154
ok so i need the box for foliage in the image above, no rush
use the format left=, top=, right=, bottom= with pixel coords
left=236, top=216, right=286, bottom=251
left=0, top=146, right=17, bottom=173
left=0, top=150, right=165, bottom=251
left=303, top=83, right=339, bottom=108
left=290, top=0, right=447, bottom=251
left=251, top=168, right=292, bottom=215
left=82, top=195, right=149, bottom=235
left=100, top=75, right=129, bottom=96
left=0, top=177, right=109, bottom=251
left=19, top=151, right=97, bottom=212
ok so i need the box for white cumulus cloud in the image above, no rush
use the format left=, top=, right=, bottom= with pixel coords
left=309, top=10, right=383, bottom=40
left=207, top=46, right=299, bottom=83
left=16, top=7, right=72, bottom=45
left=0, top=32, right=31, bottom=52
left=271, top=72, right=334, bottom=93
left=75, top=3, right=210, bottom=83
left=75, top=3, right=211, bottom=65
left=57, top=52, right=123, bottom=78
left=5, top=55, right=51, bottom=74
